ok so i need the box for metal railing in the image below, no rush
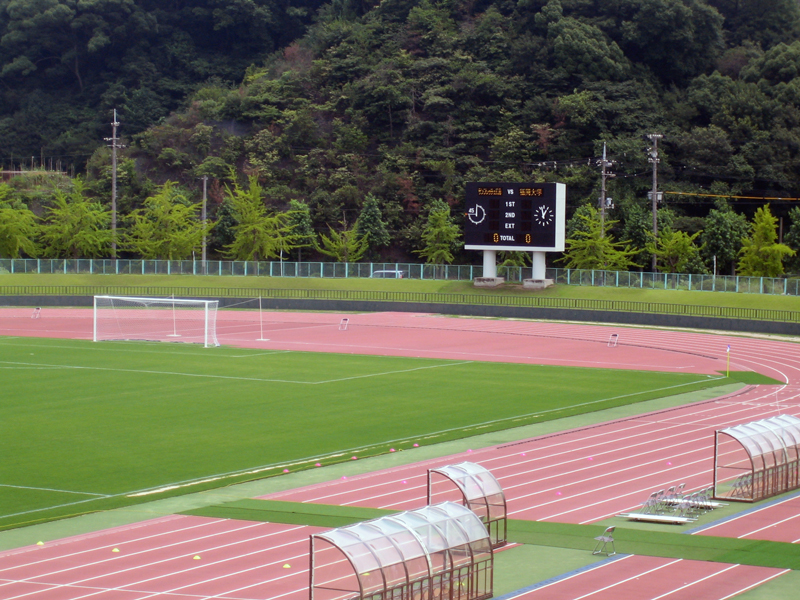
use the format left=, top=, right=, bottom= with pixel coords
left=1, top=258, right=799, bottom=296
left=2, top=285, right=799, bottom=324
left=0, top=259, right=477, bottom=280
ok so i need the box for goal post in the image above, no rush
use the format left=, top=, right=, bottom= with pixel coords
left=93, top=296, right=220, bottom=347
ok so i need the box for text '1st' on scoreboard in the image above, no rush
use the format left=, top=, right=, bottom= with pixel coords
left=463, top=182, right=566, bottom=252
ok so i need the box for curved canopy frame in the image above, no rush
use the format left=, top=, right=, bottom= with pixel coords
left=310, top=501, right=493, bottom=600
left=714, top=414, right=800, bottom=502
left=427, top=462, right=507, bottom=548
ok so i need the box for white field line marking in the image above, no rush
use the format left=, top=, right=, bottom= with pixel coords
left=717, top=569, right=793, bottom=600
left=8, top=374, right=739, bottom=517
left=0, top=366, right=70, bottom=370
left=0, top=359, right=470, bottom=385
left=228, top=351, right=291, bottom=358
left=0, top=518, right=220, bottom=573
left=0, top=495, right=115, bottom=520
left=648, top=563, right=738, bottom=600
left=2, top=523, right=305, bottom=599
left=502, top=554, right=636, bottom=598
left=0, top=483, right=108, bottom=497
left=570, top=558, right=683, bottom=600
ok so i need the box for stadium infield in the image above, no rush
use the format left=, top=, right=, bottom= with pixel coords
left=3, top=308, right=800, bottom=600
left=0, top=334, right=726, bottom=530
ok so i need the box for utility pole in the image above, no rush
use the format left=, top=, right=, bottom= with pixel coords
left=104, top=110, right=124, bottom=258
left=647, top=133, right=662, bottom=272
left=597, top=142, right=615, bottom=237
left=201, top=175, right=208, bottom=274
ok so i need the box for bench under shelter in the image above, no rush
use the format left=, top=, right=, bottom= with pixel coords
left=426, top=462, right=507, bottom=548
left=309, top=501, right=493, bottom=600
left=714, top=414, right=800, bottom=502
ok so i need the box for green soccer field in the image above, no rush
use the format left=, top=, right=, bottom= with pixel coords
left=0, top=336, right=726, bottom=530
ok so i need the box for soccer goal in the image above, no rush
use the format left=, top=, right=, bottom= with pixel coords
left=93, top=296, right=220, bottom=347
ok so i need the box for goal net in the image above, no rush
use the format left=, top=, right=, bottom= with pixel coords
left=93, top=296, right=220, bottom=347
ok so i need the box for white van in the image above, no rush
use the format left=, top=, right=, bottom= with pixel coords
left=371, top=270, right=406, bottom=278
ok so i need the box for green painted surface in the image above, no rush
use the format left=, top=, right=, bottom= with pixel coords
left=0, top=336, right=724, bottom=530
left=507, top=520, right=800, bottom=570
left=734, top=570, right=800, bottom=599
left=719, top=371, right=783, bottom=384
left=492, top=544, right=606, bottom=596
left=0, top=382, right=740, bottom=551
left=183, top=499, right=394, bottom=527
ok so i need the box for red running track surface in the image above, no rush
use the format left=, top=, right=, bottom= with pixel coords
left=0, top=515, right=320, bottom=600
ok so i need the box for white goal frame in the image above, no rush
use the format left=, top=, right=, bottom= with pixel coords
left=93, top=295, right=220, bottom=347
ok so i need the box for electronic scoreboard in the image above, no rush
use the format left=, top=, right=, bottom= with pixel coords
left=463, top=182, right=566, bottom=252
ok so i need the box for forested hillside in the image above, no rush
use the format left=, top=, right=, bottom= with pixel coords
left=3, top=0, right=800, bottom=275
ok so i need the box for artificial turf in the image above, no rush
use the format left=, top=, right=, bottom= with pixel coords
left=183, top=499, right=394, bottom=527
left=185, top=500, right=800, bottom=571
left=0, top=336, right=726, bottom=530
left=722, top=371, right=783, bottom=385
left=506, top=520, right=800, bottom=570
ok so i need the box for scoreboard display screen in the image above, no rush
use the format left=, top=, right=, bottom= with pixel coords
left=463, top=182, right=566, bottom=252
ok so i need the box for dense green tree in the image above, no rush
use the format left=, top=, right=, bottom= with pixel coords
left=316, top=222, right=368, bottom=262
left=0, top=0, right=326, bottom=158
left=286, top=199, right=315, bottom=262
left=0, top=184, right=38, bottom=257
left=700, top=201, right=749, bottom=275
left=784, top=206, right=800, bottom=274
left=647, top=227, right=706, bottom=274
left=415, top=199, right=462, bottom=265
left=706, top=0, right=800, bottom=47
left=497, top=251, right=531, bottom=279
left=122, top=182, right=210, bottom=260
left=560, top=206, right=639, bottom=270
left=223, top=175, right=300, bottom=261
left=356, top=194, right=391, bottom=259
left=737, top=205, right=794, bottom=277
left=39, top=181, right=111, bottom=258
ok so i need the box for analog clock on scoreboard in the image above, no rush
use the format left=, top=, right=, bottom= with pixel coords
left=464, top=182, right=566, bottom=252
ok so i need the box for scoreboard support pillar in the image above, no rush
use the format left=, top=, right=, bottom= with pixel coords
left=483, top=250, right=498, bottom=278
left=532, top=251, right=546, bottom=280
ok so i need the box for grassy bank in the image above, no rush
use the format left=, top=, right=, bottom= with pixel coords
left=1, top=272, right=799, bottom=313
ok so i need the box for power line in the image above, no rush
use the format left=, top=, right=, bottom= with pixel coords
left=664, top=191, right=800, bottom=201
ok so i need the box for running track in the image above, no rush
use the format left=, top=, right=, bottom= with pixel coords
left=2, top=308, right=800, bottom=599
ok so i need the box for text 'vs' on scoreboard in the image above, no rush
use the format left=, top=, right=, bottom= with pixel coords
left=463, top=182, right=566, bottom=252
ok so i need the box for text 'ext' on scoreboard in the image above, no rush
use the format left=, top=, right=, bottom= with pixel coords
left=463, top=182, right=566, bottom=252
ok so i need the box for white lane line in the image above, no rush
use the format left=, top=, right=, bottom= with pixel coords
left=570, top=558, right=683, bottom=600
left=0, top=518, right=218, bottom=574
left=2, top=524, right=307, bottom=600
left=717, top=569, right=792, bottom=600
left=0, top=520, right=264, bottom=582
left=501, top=554, right=636, bottom=598
left=647, top=563, right=738, bottom=600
